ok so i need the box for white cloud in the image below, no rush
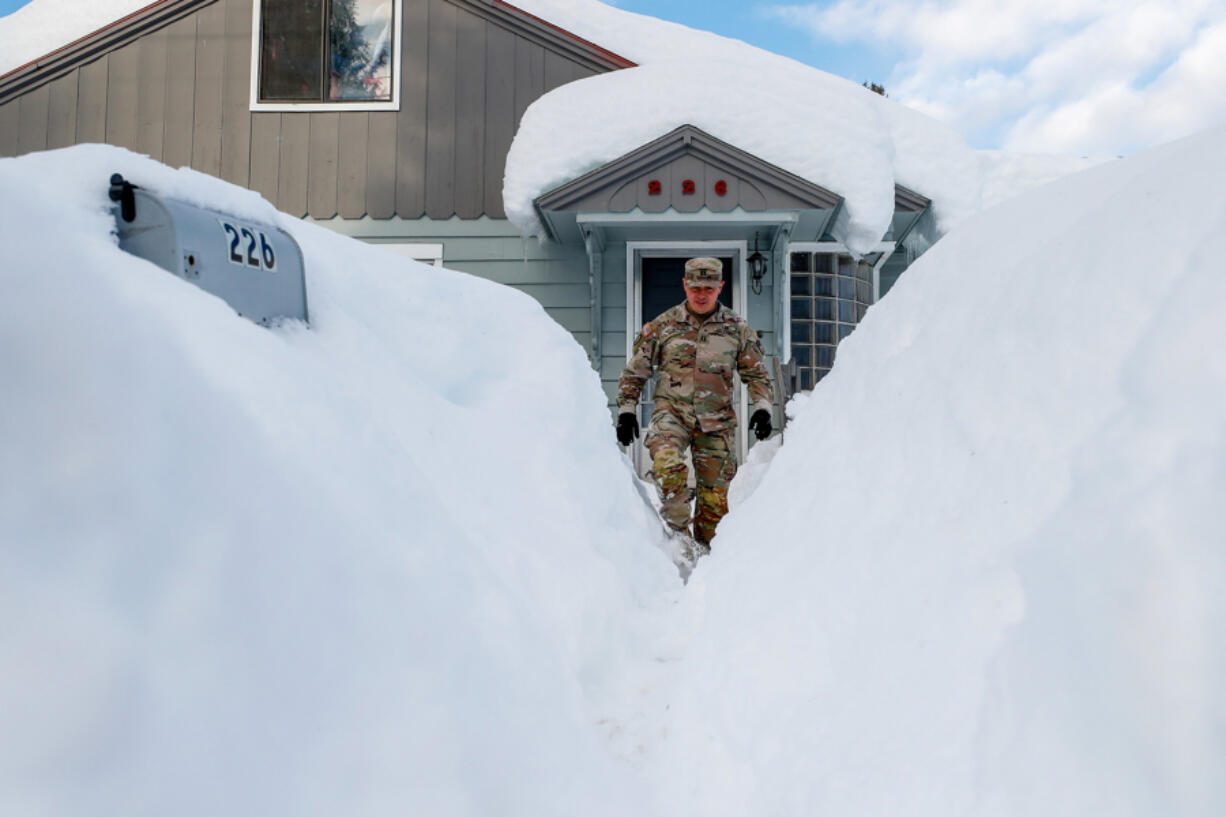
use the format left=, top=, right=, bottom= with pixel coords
left=765, top=0, right=1226, bottom=154
left=1005, top=18, right=1226, bottom=153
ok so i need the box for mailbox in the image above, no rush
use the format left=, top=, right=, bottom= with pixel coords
left=109, top=174, right=309, bottom=325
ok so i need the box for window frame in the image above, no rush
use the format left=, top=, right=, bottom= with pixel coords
left=784, top=241, right=894, bottom=390
left=249, top=0, right=403, bottom=112
left=378, top=242, right=444, bottom=267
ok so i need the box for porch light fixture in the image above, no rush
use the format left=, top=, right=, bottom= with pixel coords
left=748, top=231, right=768, bottom=294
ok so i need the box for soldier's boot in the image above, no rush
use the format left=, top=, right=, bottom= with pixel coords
left=671, top=530, right=703, bottom=581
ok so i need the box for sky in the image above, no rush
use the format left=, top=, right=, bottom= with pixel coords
left=603, top=0, right=1226, bottom=156
left=3, top=0, right=1225, bottom=156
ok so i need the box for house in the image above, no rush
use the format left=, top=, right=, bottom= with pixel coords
left=0, top=0, right=944, bottom=463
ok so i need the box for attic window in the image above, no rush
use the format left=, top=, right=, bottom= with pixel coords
left=252, top=0, right=401, bottom=111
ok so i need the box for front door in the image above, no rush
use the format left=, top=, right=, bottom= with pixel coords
left=627, top=244, right=747, bottom=477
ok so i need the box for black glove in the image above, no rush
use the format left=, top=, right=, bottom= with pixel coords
left=749, top=409, right=772, bottom=440
left=616, top=412, right=640, bottom=446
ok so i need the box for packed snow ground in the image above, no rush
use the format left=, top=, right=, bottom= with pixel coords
left=4, top=127, right=1225, bottom=816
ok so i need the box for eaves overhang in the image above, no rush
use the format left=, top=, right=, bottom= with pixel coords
left=488, top=0, right=635, bottom=70
left=894, top=184, right=930, bottom=212
left=534, top=124, right=844, bottom=242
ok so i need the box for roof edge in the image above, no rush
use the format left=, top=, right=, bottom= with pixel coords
left=484, top=0, right=635, bottom=70
left=1, top=0, right=634, bottom=107
left=894, top=183, right=931, bottom=212
left=0, top=0, right=212, bottom=105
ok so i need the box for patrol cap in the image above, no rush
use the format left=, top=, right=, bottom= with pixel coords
left=684, top=257, right=723, bottom=288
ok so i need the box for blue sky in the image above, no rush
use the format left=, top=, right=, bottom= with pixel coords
left=4, top=0, right=1225, bottom=155
left=610, top=0, right=891, bottom=90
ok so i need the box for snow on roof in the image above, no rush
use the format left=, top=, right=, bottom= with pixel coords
left=0, top=0, right=1103, bottom=252
left=0, top=0, right=154, bottom=77
left=502, top=0, right=1104, bottom=255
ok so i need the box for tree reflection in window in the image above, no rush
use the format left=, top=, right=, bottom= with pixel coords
left=329, top=0, right=393, bottom=100
left=259, top=0, right=395, bottom=103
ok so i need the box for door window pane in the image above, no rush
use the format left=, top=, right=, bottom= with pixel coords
left=791, top=274, right=812, bottom=295
left=792, top=298, right=811, bottom=319
left=814, top=298, right=834, bottom=320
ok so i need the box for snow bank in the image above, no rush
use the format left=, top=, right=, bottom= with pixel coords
left=503, top=0, right=1103, bottom=254
left=648, top=123, right=1226, bottom=815
left=0, top=144, right=680, bottom=817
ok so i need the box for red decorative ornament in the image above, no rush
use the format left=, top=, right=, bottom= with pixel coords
left=682, top=179, right=696, bottom=195
left=714, top=180, right=727, bottom=196
left=647, top=179, right=662, bottom=195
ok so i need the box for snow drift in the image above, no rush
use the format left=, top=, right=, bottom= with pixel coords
left=657, top=122, right=1226, bottom=816
left=0, top=144, right=679, bottom=817
left=4, top=121, right=1225, bottom=815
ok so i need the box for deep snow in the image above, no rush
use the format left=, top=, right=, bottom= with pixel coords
left=0, top=145, right=681, bottom=817
left=3, top=123, right=1225, bottom=816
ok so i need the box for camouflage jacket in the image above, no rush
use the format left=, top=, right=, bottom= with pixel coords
left=617, top=302, right=774, bottom=432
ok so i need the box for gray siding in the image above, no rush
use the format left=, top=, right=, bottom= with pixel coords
left=17, top=82, right=49, bottom=154
left=0, top=0, right=615, bottom=220
left=76, top=56, right=107, bottom=144
left=135, top=31, right=168, bottom=158
left=104, top=38, right=140, bottom=152
left=0, top=99, right=17, bottom=156
left=318, top=215, right=595, bottom=355
left=163, top=15, right=198, bottom=169
left=46, top=72, right=78, bottom=150
left=190, top=0, right=226, bottom=177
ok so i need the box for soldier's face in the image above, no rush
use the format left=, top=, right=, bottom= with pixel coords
left=684, top=280, right=723, bottom=314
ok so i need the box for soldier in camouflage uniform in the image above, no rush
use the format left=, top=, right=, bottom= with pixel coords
left=616, top=257, right=774, bottom=556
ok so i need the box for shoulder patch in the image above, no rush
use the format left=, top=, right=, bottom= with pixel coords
left=641, top=322, right=653, bottom=337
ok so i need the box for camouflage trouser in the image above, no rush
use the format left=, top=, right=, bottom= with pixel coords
left=644, top=410, right=738, bottom=545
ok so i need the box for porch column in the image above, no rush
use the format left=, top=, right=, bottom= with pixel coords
left=772, top=221, right=795, bottom=359
left=582, top=226, right=604, bottom=366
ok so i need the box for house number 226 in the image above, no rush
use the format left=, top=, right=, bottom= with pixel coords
left=219, top=219, right=277, bottom=271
